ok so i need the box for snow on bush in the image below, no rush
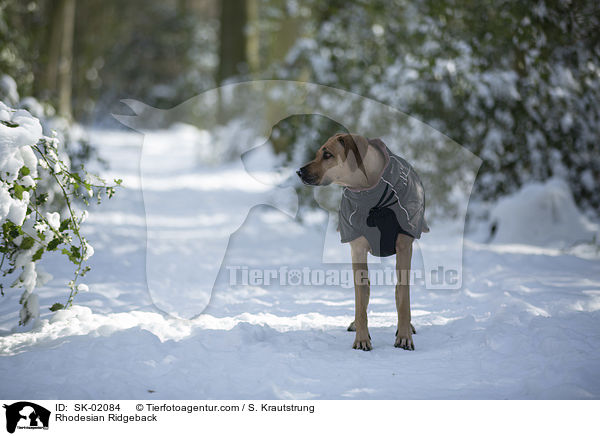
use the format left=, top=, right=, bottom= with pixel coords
left=489, top=178, right=598, bottom=248
left=0, top=100, right=120, bottom=325
left=0, top=75, right=19, bottom=107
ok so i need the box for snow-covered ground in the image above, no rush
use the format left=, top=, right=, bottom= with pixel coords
left=1, top=128, right=599, bottom=399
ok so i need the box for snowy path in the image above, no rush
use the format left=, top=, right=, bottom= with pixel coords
left=1, top=128, right=599, bottom=399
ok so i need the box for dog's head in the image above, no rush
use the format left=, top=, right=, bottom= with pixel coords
left=296, top=133, right=369, bottom=186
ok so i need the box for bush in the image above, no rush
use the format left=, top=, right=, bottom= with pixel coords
left=0, top=100, right=120, bottom=324
left=273, top=0, right=600, bottom=215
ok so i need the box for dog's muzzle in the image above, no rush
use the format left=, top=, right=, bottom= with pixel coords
left=296, top=166, right=318, bottom=185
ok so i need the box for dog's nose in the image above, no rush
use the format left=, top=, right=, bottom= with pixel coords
left=296, top=168, right=304, bottom=178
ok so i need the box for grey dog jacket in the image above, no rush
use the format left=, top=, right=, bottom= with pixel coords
left=339, top=138, right=426, bottom=257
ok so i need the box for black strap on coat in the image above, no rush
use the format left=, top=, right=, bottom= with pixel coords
left=366, top=184, right=401, bottom=257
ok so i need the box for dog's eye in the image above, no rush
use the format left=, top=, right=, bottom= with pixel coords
left=322, top=151, right=333, bottom=159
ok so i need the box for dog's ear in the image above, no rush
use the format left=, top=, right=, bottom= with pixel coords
left=338, top=134, right=368, bottom=178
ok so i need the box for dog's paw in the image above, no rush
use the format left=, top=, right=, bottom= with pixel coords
left=395, top=324, right=417, bottom=335
left=394, top=325, right=415, bottom=350
left=353, top=332, right=372, bottom=351
left=347, top=320, right=356, bottom=331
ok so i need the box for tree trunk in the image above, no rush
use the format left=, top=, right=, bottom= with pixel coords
left=42, top=0, right=63, bottom=99
left=57, top=0, right=75, bottom=119
left=246, top=0, right=260, bottom=75
left=41, top=0, right=76, bottom=120
left=217, top=0, right=248, bottom=84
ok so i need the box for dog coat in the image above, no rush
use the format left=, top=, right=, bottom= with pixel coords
left=339, top=138, right=426, bottom=257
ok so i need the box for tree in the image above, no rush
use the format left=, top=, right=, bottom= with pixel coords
left=273, top=0, right=600, bottom=213
left=41, top=0, right=76, bottom=119
left=217, top=0, right=248, bottom=84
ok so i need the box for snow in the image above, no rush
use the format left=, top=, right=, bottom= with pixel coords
left=0, top=102, right=43, bottom=152
left=45, top=211, right=61, bottom=230
left=6, top=190, right=29, bottom=226
left=0, top=127, right=599, bottom=399
left=19, top=262, right=37, bottom=294
left=0, top=102, right=50, bottom=324
left=488, top=178, right=598, bottom=248
left=0, top=102, right=43, bottom=227
left=83, top=241, right=94, bottom=260
left=0, top=75, right=19, bottom=106
left=19, top=96, right=45, bottom=120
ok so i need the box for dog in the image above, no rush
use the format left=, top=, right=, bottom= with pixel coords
left=297, top=133, right=428, bottom=351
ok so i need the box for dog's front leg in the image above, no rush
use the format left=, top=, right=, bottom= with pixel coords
left=350, top=236, right=372, bottom=351
left=395, top=233, right=415, bottom=350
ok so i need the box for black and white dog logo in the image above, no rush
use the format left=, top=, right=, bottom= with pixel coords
left=3, top=402, right=50, bottom=433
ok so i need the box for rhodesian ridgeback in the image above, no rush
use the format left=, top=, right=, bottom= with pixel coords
left=297, top=133, right=428, bottom=351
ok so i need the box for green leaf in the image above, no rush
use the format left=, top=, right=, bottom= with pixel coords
left=61, top=246, right=80, bottom=264
left=70, top=245, right=81, bottom=263
left=47, top=237, right=61, bottom=251
left=49, top=303, right=64, bottom=312
left=2, top=221, right=17, bottom=237
left=20, top=236, right=35, bottom=250
left=13, top=184, right=24, bottom=200
left=0, top=120, right=19, bottom=128
left=36, top=193, right=48, bottom=205
left=20, top=166, right=30, bottom=176
left=32, top=247, right=44, bottom=262
left=59, top=219, right=70, bottom=232
left=4, top=221, right=22, bottom=238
